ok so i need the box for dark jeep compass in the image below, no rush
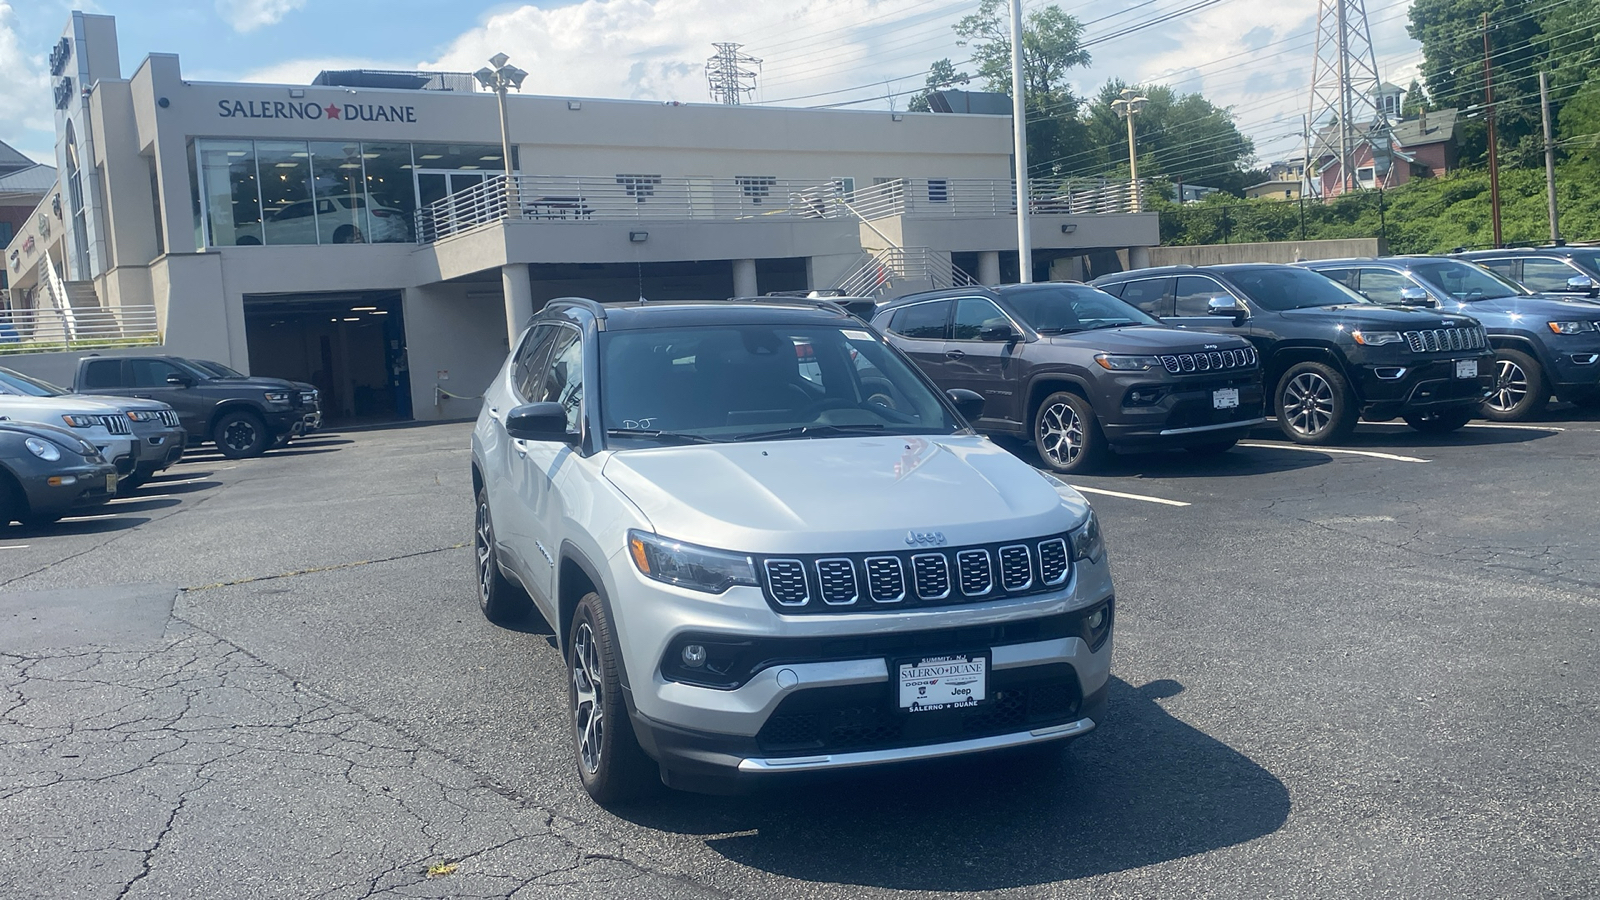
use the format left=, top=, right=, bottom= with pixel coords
left=873, top=283, right=1265, bottom=473
left=1094, top=264, right=1495, bottom=444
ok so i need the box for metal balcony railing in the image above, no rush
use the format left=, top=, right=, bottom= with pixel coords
left=417, top=174, right=852, bottom=241
left=846, top=177, right=1148, bottom=221
left=0, top=304, right=161, bottom=353
left=835, top=247, right=978, bottom=299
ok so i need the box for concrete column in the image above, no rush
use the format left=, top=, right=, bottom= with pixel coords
left=1129, top=246, right=1153, bottom=271
left=977, top=251, right=1002, bottom=286
left=501, top=263, right=534, bottom=343
left=732, top=258, right=758, bottom=297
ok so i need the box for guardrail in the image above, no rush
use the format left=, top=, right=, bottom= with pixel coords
left=417, top=175, right=852, bottom=241
left=0, top=304, right=161, bottom=354
left=846, top=177, right=1147, bottom=221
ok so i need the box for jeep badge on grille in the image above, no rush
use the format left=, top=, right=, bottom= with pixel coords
left=905, top=530, right=947, bottom=546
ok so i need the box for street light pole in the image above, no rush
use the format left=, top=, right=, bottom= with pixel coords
left=474, top=53, right=528, bottom=219
left=1009, top=0, right=1032, bottom=283
left=1111, top=88, right=1148, bottom=212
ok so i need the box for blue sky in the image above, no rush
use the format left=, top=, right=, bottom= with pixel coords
left=1, top=0, right=1425, bottom=171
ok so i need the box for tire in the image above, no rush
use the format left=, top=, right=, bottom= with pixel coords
left=212, top=410, right=269, bottom=459
left=473, top=485, right=529, bottom=624
left=1033, top=391, right=1107, bottom=474
left=1185, top=438, right=1239, bottom=456
left=1482, top=348, right=1549, bottom=421
left=568, top=592, right=657, bottom=805
left=1275, top=361, right=1357, bottom=445
left=333, top=224, right=365, bottom=244
left=1403, top=407, right=1475, bottom=434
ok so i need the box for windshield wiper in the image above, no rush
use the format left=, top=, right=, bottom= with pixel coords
left=1034, top=326, right=1082, bottom=335
left=604, top=428, right=718, bottom=445
left=731, top=423, right=887, bottom=442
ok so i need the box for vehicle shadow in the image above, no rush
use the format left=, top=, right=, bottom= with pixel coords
left=988, top=435, right=1326, bottom=479
left=1329, top=423, right=1554, bottom=448
left=137, top=480, right=220, bottom=495
left=618, top=677, right=1290, bottom=891
left=4, top=516, right=150, bottom=537
left=103, top=497, right=182, bottom=513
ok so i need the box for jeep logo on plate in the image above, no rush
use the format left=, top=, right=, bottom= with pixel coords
left=904, top=530, right=947, bottom=546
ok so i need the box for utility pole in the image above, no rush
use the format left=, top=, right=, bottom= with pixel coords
left=1009, top=0, right=1032, bottom=283
left=1112, top=87, right=1148, bottom=212
left=1540, top=70, right=1561, bottom=244
left=1483, top=12, right=1503, bottom=248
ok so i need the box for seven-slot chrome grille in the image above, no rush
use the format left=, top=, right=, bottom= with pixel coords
left=755, top=534, right=1076, bottom=613
left=1404, top=325, right=1485, bottom=353
left=1157, top=346, right=1258, bottom=374
left=156, top=409, right=180, bottom=427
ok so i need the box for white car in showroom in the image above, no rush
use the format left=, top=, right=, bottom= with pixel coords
left=258, top=193, right=411, bottom=244
left=470, top=296, right=1115, bottom=805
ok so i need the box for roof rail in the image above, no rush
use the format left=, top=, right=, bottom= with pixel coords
left=725, top=295, right=851, bottom=315
left=544, top=297, right=608, bottom=319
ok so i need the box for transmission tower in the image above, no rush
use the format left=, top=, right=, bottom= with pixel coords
left=705, top=42, right=761, bottom=105
left=1307, top=0, right=1391, bottom=196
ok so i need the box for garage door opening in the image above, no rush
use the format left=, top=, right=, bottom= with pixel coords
left=243, top=291, right=412, bottom=425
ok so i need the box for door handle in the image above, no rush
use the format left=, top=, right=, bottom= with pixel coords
left=945, top=349, right=966, bottom=360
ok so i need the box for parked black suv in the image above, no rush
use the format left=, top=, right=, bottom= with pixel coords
left=872, top=283, right=1265, bottom=472
left=1093, top=264, right=1495, bottom=443
left=74, top=355, right=313, bottom=458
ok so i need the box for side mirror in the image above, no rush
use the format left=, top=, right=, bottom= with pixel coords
left=978, top=324, right=1020, bottom=342
left=946, top=388, right=984, bottom=421
left=1398, top=286, right=1435, bottom=307
left=1207, top=296, right=1247, bottom=322
left=1566, top=275, right=1596, bottom=296
left=504, top=401, right=578, bottom=444
left=165, top=373, right=194, bottom=387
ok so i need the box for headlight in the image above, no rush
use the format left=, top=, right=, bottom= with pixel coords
left=1094, top=354, right=1164, bottom=371
left=60, top=414, right=102, bottom=429
left=1351, top=330, right=1404, bottom=346
left=1068, top=509, right=1104, bottom=564
left=126, top=409, right=159, bottom=422
left=24, top=437, right=62, bottom=461
left=263, top=391, right=292, bottom=404
left=627, top=530, right=758, bottom=594
left=1548, top=321, right=1598, bottom=334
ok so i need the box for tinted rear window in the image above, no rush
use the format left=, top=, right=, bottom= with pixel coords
left=1222, top=267, right=1370, bottom=310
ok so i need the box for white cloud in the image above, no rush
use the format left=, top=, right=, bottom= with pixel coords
left=235, top=56, right=396, bottom=86
left=215, top=0, right=307, bottom=33
left=0, top=0, right=54, bottom=163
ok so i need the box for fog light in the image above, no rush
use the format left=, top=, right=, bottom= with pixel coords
left=1086, top=608, right=1105, bottom=630
left=681, top=644, right=708, bottom=668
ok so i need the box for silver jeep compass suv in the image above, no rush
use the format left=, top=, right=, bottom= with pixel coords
left=471, top=297, right=1115, bottom=804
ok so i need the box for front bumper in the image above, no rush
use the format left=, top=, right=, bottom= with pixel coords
left=262, top=408, right=304, bottom=439
left=1098, top=371, right=1266, bottom=447
left=131, top=426, right=187, bottom=475
left=1543, top=335, right=1600, bottom=393
left=1353, top=351, right=1495, bottom=419
left=16, top=459, right=119, bottom=519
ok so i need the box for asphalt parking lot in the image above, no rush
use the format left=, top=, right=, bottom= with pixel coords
left=3, top=414, right=1597, bottom=899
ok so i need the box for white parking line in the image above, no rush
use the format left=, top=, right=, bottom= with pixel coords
left=107, top=494, right=176, bottom=504
left=147, top=477, right=211, bottom=487
left=0, top=544, right=28, bottom=550
left=55, top=513, right=123, bottom=522
left=1362, top=421, right=1567, bottom=433
left=1239, top=442, right=1430, bottom=463
left=1069, top=485, right=1192, bottom=507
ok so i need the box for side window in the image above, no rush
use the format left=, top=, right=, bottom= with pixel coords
left=1520, top=258, right=1582, bottom=292
left=1097, top=282, right=1125, bottom=298
left=1117, top=278, right=1172, bottom=316
left=889, top=301, right=950, bottom=340
left=512, top=324, right=559, bottom=401
left=129, top=359, right=181, bottom=388
left=80, top=360, right=123, bottom=389
left=1353, top=269, right=1412, bottom=305
left=950, top=298, right=1011, bottom=340
left=1475, top=258, right=1517, bottom=281
left=1174, top=276, right=1233, bottom=316
left=534, top=328, right=584, bottom=433
left=1316, top=268, right=1359, bottom=290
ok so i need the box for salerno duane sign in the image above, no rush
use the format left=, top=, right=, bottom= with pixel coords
left=218, top=100, right=417, bottom=123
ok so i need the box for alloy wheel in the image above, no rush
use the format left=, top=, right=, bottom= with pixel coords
left=1038, top=400, right=1083, bottom=468
left=1282, top=372, right=1335, bottom=436
left=222, top=420, right=259, bottom=453
left=1488, top=359, right=1528, bottom=412
left=572, top=622, right=605, bottom=775
left=474, top=499, right=494, bottom=603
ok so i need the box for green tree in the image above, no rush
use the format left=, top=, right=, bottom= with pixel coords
left=906, top=58, right=970, bottom=113
left=1406, top=0, right=1543, bottom=165
left=951, top=0, right=1091, bottom=175
left=1401, top=80, right=1429, bottom=118
left=1080, top=80, right=1257, bottom=192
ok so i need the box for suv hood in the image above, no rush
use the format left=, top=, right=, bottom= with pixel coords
left=1282, top=304, right=1479, bottom=328
left=0, top=394, right=132, bottom=417
left=75, top=393, right=175, bottom=413
left=602, top=434, right=1088, bottom=555
left=204, top=376, right=300, bottom=391
left=1049, top=325, right=1252, bottom=352
left=1439, top=295, right=1600, bottom=319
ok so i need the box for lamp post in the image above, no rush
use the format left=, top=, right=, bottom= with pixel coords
left=1111, top=88, right=1147, bottom=211
left=474, top=53, right=528, bottom=218
left=1009, top=0, right=1032, bottom=282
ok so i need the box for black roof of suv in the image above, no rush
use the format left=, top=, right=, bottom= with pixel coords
left=871, top=282, right=1265, bottom=472
left=1092, top=264, right=1496, bottom=443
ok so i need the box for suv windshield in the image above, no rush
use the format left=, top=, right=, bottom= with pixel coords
left=1410, top=260, right=1525, bottom=301
left=1224, top=267, right=1372, bottom=310
left=1003, top=284, right=1159, bottom=333
left=599, top=323, right=962, bottom=444
left=0, top=366, right=68, bottom=397
left=192, top=359, right=247, bottom=378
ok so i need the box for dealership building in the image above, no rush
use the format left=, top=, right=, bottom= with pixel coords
left=4, top=12, right=1158, bottom=424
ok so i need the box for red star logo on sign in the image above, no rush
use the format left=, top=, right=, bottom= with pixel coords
left=324, top=103, right=341, bottom=119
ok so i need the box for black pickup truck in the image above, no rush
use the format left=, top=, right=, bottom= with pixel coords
left=74, top=355, right=316, bottom=458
